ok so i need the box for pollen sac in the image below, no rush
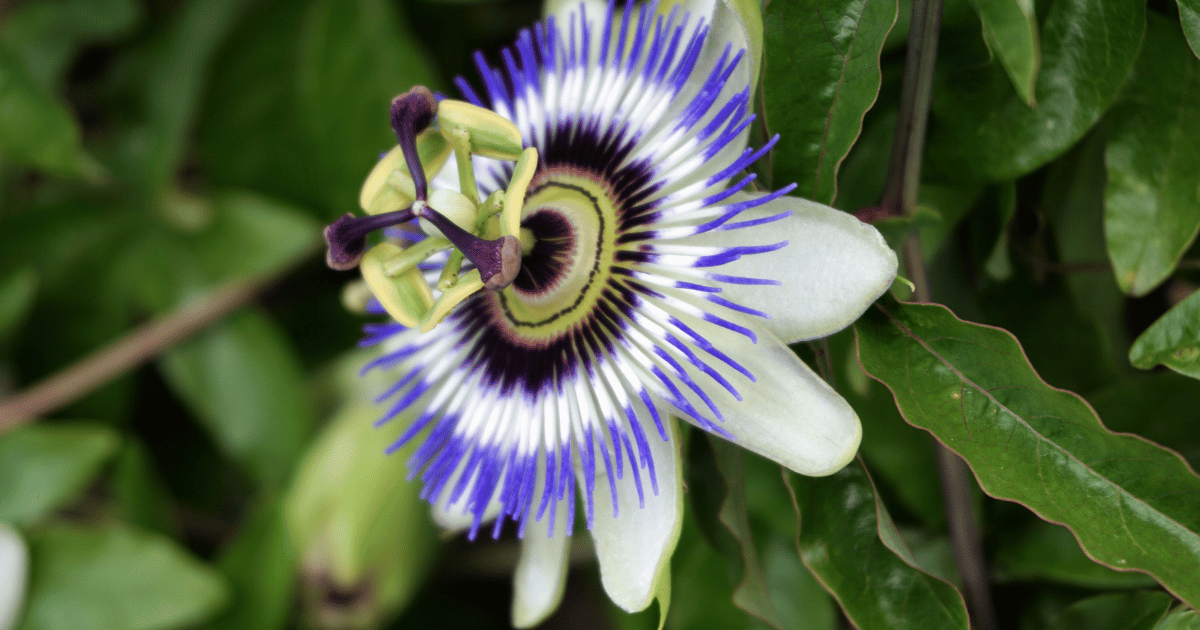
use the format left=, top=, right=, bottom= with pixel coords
left=359, top=131, right=451, bottom=215
left=436, top=100, right=524, bottom=160
left=359, top=242, right=435, bottom=328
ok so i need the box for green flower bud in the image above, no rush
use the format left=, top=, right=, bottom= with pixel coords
left=285, top=405, right=438, bottom=630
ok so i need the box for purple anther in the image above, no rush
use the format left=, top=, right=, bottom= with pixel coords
left=323, top=208, right=416, bottom=271
left=390, top=86, right=439, bottom=202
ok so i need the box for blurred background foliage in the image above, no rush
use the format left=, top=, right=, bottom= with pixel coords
left=0, top=0, right=1198, bottom=628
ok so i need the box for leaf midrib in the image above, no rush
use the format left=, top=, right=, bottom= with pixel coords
left=873, top=302, right=1200, bottom=568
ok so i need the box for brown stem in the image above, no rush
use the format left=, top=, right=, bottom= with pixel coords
left=0, top=265, right=304, bottom=433
left=883, top=0, right=999, bottom=628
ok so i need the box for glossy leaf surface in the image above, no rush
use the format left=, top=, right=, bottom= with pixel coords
left=856, top=296, right=1200, bottom=607
left=762, top=0, right=896, bottom=204
left=788, top=459, right=970, bottom=630
left=1157, top=609, right=1200, bottom=630
left=1180, top=0, right=1200, bottom=60
left=1104, top=15, right=1200, bottom=296
left=925, top=0, right=1144, bottom=182
left=966, top=0, right=1039, bottom=106
left=1129, top=287, right=1200, bottom=380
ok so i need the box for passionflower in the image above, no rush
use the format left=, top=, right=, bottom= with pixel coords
left=323, top=0, right=897, bottom=625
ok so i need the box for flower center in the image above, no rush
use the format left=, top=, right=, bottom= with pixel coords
left=487, top=169, right=619, bottom=344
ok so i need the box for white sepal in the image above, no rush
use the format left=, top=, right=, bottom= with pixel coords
left=511, top=459, right=572, bottom=628
left=687, top=193, right=898, bottom=344
left=650, top=310, right=862, bottom=476
left=0, top=524, right=28, bottom=630
left=588, top=420, right=682, bottom=612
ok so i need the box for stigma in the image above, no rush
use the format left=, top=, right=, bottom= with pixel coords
left=322, top=86, right=540, bottom=331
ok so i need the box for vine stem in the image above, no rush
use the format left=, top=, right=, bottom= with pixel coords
left=880, top=0, right=999, bottom=629
left=0, top=262, right=308, bottom=433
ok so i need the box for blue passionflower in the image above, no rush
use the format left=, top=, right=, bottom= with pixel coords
left=326, top=0, right=897, bottom=625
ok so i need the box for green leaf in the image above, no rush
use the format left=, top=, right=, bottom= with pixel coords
left=1052, top=592, right=1175, bottom=630
left=1045, top=129, right=1129, bottom=376
left=0, top=423, right=120, bottom=526
left=201, top=0, right=436, bottom=218
left=925, top=0, right=1144, bottom=182
left=1129, top=287, right=1200, bottom=380
left=687, top=437, right=783, bottom=629
left=285, top=404, right=437, bottom=624
left=199, top=0, right=322, bottom=210
left=1157, top=608, right=1200, bottom=630
left=977, top=182, right=1016, bottom=281
left=110, top=440, right=177, bottom=537
left=112, top=191, right=317, bottom=314
left=965, top=0, right=1039, bottom=106
left=1179, top=0, right=1200, bottom=60
left=832, top=328, right=944, bottom=528
left=1, top=0, right=140, bottom=89
left=19, top=522, right=228, bottom=630
left=686, top=433, right=840, bottom=630
left=855, top=295, right=1200, bottom=608
left=187, top=191, right=320, bottom=282
left=762, top=0, right=897, bottom=204
left=296, top=0, right=438, bottom=215
left=158, top=310, right=314, bottom=488
left=136, top=0, right=249, bottom=187
left=832, top=106, right=896, bottom=214
left=0, top=267, right=38, bottom=351
left=1104, top=14, right=1200, bottom=296
left=662, top=513, right=765, bottom=630
left=1086, top=373, right=1200, bottom=471
left=0, top=41, right=98, bottom=179
left=976, top=271, right=1119, bottom=393
left=202, top=497, right=295, bottom=630
left=788, top=459, right=970, bottom=630
left=994, top=519, right=1157, bottom=588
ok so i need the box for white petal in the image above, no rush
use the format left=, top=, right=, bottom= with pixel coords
left=710, top=323, right=861, bottom=476
left=542, top=0, right=607, bottom=22
left=691, top=0, right=759, bottom=90
left=588, top=420, right=682, bottom=612
left=511, top=461, right=572, bottom=628
left=635, top=298, right=862, bottom=475
left=0, top=524, right=27, bottom=630
left=687, top=193, right=897, bottom=343
left=429, top=467, right=504, bottom=532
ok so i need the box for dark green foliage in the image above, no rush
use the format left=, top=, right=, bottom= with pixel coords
left=1, top=0, right=1199, bottom=628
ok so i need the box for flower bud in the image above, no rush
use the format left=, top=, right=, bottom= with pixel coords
left=285, top=405, right=438, bottom=630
